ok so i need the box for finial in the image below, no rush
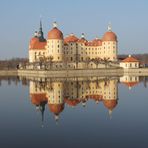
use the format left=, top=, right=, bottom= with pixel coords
left=55, top=114, right=59, bottom=125
left=108, top=22, right=112, bottom=31
left=70, top=33, right=74, bottom=36
left=95, top=36, right=99, bottom=40
left=82, top=102, right=86, bottom=107
left=128, top=54, right=131, bottom=57
left=53, top=21, right=58, bottom=28
left=81, top=33, right=85, bottom=38
left=34, top=31, right=38, bottom=37
left=109, top=109, right=112, bottom=119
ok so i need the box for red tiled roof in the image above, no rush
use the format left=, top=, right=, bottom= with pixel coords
left=64, top=98, right=81, bottom=107
left=29, top=37, right=47, bottom=50
left=102, top=31, right=117, bottom=41
left=48, top=103, right=64, bottom=115
left=64, top=34, right=79, bottom=43
left=123, top=82, right=139, bottom=87
left=30, top=93, right=48, bottom=105
left=48, top=27, right=63, bottom=40
left=103, top=99, right=118, bottom=110
left=86, top=94, right=103, bottom=101
left=77, top=38, right=87, bottom=43
left=85, top=38, right=102, bottom=46
left=122, top=56, right=139, bottom=63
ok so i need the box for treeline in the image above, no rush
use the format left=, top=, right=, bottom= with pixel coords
left=1, top=54, right=148, bottom=70
left=0, top=58, right=28, bottom=70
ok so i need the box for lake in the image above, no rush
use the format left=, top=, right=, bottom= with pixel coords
left=0, top=75, right=148, bottom=148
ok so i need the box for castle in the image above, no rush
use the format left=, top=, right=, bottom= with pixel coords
left=29, top=21, right=118, bottom=69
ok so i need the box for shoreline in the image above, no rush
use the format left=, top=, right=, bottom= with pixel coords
left=0, top=68, right=148, bottom=77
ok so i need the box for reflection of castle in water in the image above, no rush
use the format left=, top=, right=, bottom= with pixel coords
left=29, top=77, right=119, bottom=124
left=120, top=76, right=140, bottom=89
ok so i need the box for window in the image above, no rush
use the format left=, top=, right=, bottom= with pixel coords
left=71, top=57, right=73, bottom=61
left=135, top=63, right=137, bottom=67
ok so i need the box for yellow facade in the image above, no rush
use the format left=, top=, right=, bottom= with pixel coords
left=29, top=22, right=118, bottom=68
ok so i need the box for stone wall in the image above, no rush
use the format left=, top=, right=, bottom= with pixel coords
left=123, top=68, right=148, bottom=76
left=1, top=68, right=148, bottom=78
left=17, top=68, right=123, bottom=78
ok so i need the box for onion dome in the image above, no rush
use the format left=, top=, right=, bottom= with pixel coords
left=64, top=33, right=79, bottom=43
left=48, top=103, right=64, bottom=115
left=64, top=98, right=81, bottom=107
left=30, top=93, right=48, bottom=106
left=102, top=23, right=117, bottom=41
left=102, top=31, right=117, bottom=41
left=103, top=99, right=118, bottom=110
left=48, top=22, right=63, bottom=40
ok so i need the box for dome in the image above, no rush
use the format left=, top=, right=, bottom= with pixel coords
left=48, top=103, right=64, bottom=115
left=48, top=27, right=63, bottom=40
left=102, top=31, right=117, bottom=42
left=30, top=93, right=48, bottom=105
left=103, top=99, right=118, bottom=110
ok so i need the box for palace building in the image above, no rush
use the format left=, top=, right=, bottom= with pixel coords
left=29, top=21, right=118, bottom=69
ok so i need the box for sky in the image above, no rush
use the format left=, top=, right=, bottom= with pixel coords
left=0, top=0, right=148, bottom=59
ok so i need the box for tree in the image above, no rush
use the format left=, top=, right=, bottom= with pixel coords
left=92, top=57, right=102, bottom=69
left=85, top=57, right=91, bottom=68
left=102, top=57, right=110, bottom=68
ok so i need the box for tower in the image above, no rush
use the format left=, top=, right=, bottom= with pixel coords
left=102, top=23, right=118, bottom=61
left=47, top=22, right=64, bottom=62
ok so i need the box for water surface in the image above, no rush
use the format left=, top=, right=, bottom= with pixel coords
left=0, top=76, right=148, bottom=148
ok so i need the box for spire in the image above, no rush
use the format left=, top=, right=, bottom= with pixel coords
left=40, top=106, right=44, bottom=128
left=39, top=18, right=42, bottom=32
left=39, top=101, right=47, bottom=128
left=108, top=22, right=112, bottom=32
left=38, top=18, right=46, bottom=42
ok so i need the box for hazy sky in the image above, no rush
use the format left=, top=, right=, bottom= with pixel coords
left=0, top=0, right=148, bottom=59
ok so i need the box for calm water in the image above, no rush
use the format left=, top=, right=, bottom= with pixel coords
left=0, top=76, right=148, bottom=148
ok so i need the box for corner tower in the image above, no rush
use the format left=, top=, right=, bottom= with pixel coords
left=47, top=22, right=64, bottom=62
left=29, top=20, right=47, bottom=63
left=102, top=23, right=118, bottom=61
